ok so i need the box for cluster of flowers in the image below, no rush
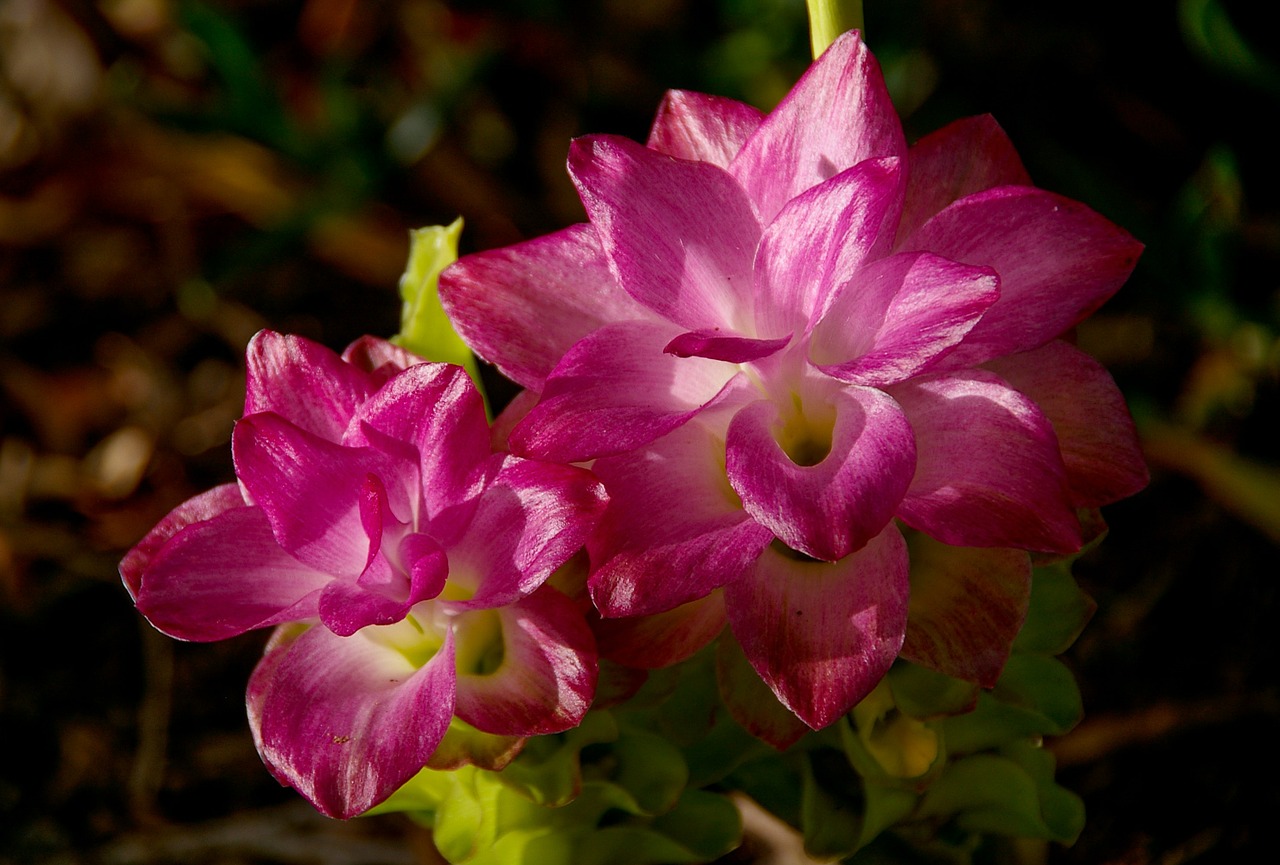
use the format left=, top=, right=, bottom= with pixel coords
left=123, top=32, right=1146, bottom=823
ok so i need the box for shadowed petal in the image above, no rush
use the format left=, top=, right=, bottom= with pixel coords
left=729, top=30, right=906, bottom=223
left=716, top=630, right=811, bottom=749
left=569, top=134, right=761, bottom=331
left=897, top=114, right=1031, bottom=243
left=983, top=341, right=1148, bottom=506
left=244, top=330, right=373, bottom=441
left=439, top=224, right=650, bottom=389
left=902, top=186, right=1142, bottom=366
left=454, top=586, right=597, bottom=735
left=646, top=90, right=765, bottom=167
left=594, top=592, right=728, bottom=669
left=810, top=252, right=999, bottom=387
left=726, top=386, right=916, bottom=561
left=342, top=336, right=426, bottom=382
left=588, top=422, right=774, bottom=618
left=121, top=483, right=245, bottom=600
left=510, top=321, right=741, bottom=462
left=248, top=623, right=457, bottom=819
left=900, top=533, right=1031, bottom=687
left=891, top=370, right=1082, bottom=553
left=725, top=527, right=909, bottom=731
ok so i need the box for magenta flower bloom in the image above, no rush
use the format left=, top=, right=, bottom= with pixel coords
left=121, top=331, right=607, bottom=818
left=440, top=32, right=1146, bottom=734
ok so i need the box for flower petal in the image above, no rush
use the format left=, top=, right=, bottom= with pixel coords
left=453, top=586, right=597, bottom=735
left=133, top=504, right=328, bottom=641
left=896, top=114, right=1031, bottom=244
left=588, top=422, right=774, bottom=618
left=753, top=157, right=903, bottom=337
left=247, top=623, right=457, bottom=819
left=244, top=330, right=373, bottom=441
left=724, top=526, right=909, bottom=731
left=594, top=592, right=728, bottom=669
left=664, top=329, right=791, bottom=363
left=716, top=630, right=811, bottom=749
left=317, top=530, right=449, bottom=637
left=810, top=252, right=999, bottom=387
left=729, top=30, right=906, bottom=223
left=900, top=532, right=1031, bottom=687
left=120, top=483, right=245, bottom=600
left=646, top=89, right=765, bottom=167
left=726, top=386, right=916, bottom=561
left=983, top=340, right=1148, bottom=506
left=342, top=335, right=426, bottom=381
left=438, top=223, right=649, bottom=389
left=902, top=186, right=1142, bottom=366
left=510, top=321, right=740, bottom=462
left=891, top=370, right=1082, bottom=552
left=569, top=134, right=761, bottom=331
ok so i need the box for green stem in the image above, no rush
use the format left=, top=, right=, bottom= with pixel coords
left=805, top=0, right=865, bottom=57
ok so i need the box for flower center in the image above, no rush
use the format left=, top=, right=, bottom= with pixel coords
left=774, top=391, right=834, bottom=466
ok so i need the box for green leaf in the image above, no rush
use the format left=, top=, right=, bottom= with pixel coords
left=394, top=218, right=481, bottom=387
left=1013, top=563, right=1096, bottom=655
left=496, top=711, right=619, bottom=807
left=800, top=750, right=865, bottom=858
left=941, top=656, right=1083, bottom=754
left=888, top=661, right=979, bottom=721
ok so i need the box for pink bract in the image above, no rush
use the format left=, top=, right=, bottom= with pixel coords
left=439, top=31, right=1147, bottom=736
left=121, top=331, right=607, bottom=817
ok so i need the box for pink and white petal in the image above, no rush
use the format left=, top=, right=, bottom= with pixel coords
left=346, top=362, right=491, bottom=522
left=439, top=223, right=650, bottom=389
left=453, top=586, right=596, bottom=735
left=729, top=30, right=907, bottom=224
left=247, top=623, right=457, bottom=819
left=121, top=483, right=246, bottom=599
left=134, top=505, right=328, bottom=641
left=444, top=456, right=608, bottom=609
left=810, top=252, right=999, bottom=387
left=896, top=115, right=1032, bottom=244
left=754, top=157, right=904, bottom=337
left=664, top=329, right=791, bottom=363
left=983, top=341, right=1148, bottom=506
left=233, top=413, right=407, bottom=576
left=594, top=592, right=728, bottom=670
left=342, top=335, right=425, bottom=382
left=890, top=370, right=1082, bottom=553
left=244, top=330, right=373, bottom=441
left=726, top=387, right=916, bottom=562
left=724, top=526, right=910, bottom=731
left=646, top=90, right=765, bottom=167
left=569, top=134, right=761, bottom=330
left=588, top=422, right=775, bottom=618
left=900, top=533, right=1031, bottom=687
left=901, top=186, right=1142, bottom=366
left=509, top=321, right=739, bottom=463
left=317, top=535, right=449, bottom=637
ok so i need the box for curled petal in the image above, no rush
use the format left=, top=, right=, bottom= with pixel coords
left=341, top=336, right=424, bottom=381
left=121, top=483, right=245, bottom=600
left=248, top=623, right=457, bottom=819
left=724, top=526, right=910, bottom=731
left=646, top=89, right=765, bottom=167
left=891, top=370, right=1082, bottom=553
left=983, top=341, right=1148, bottom=506
left=810, top=252, right=999, bottom=387
left=453, top=586, right=597, bottom=735
left=664, top=329, right=791, bottom=363
left=726, top=386, right=916, bottom=561
left=244, top=330, right=373, bottom=441
left=439, top=223, right=650, bottom=389
left=317, top=531, right=449, bottom=637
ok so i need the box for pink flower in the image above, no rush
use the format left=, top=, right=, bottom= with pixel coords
left=439, top=32, right=1146, bottom=735
left=121, top=331, right=607, bottom=817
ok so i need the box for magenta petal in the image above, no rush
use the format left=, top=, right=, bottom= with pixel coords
left=595, top=592, right=728, bottom=669
left=588, top=422, right=774, bottom=618
left=664, top=329, right=791, bottom=363
left=439, top=223, right=651, bottom=389
left=244, top=330, right=373, bottom=441
left=810, top=252, right=1000, bottom=387
left=903, top=186, right=1142, bottom=366
left=646, top=90, right=765, bottom=167
left=984, top=341, right=1148, bottom=506
left=121, top=483, right=245, bottom=599
left=891, top=370, right=1082, bottom=553
left=754, top=157, right=903, bottom=337
left=724, top=526, right=909, bottom=731
left=445, top=456, right=608, bottom=609
left=569, top=134, right=761, bottom=330
left=896, top=114, right=1031, bottom=244
left=453, top=586, right=596, bottom=735
left=233, top=413, right=408, bottom=576
left=317, top=534, right=449, bottom=637
left=133, top=504, right=328, bottom=641
left=726, top=387, right=916, bottom=561
left=510, top=321, right=739, bottom=462
left=341, top=335, right=424, bottom=381
left=248, top=624, right=457, bottom=819
left=730, top=30, right=907, bottom=223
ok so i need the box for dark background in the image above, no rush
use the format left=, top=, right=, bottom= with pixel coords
left=2, top=1, right=1278, bottom=862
